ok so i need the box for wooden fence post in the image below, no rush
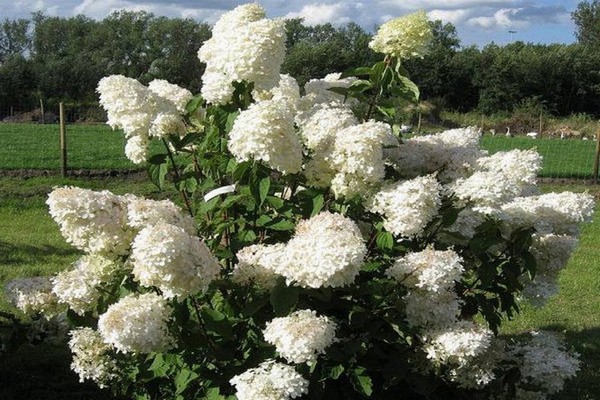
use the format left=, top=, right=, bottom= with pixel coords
left=539, top=111, right=543, bottom=137
left=593, top=124, right=600, bottom=183
left=59, top=102, right=67, bottom=177
left=39, top=97, right=45, bottom=124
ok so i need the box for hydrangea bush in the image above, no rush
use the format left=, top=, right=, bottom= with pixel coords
left=4, top=4, right=592, bottom=399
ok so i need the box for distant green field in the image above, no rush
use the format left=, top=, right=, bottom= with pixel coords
left=481, top=135, right=597, bottom=179
left=0, top=123, right=597, bottom=180
left=0, top=123, right=141, bottom=170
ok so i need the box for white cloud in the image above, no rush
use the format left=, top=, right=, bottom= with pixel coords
left=284, top=2, right=363, bottom=26
left=427, top=9, right=473, bottom=25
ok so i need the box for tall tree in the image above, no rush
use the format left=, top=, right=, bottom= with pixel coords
left=0, top=18, right=30, bottom=63
left=573, top=0, right=600, bottom=46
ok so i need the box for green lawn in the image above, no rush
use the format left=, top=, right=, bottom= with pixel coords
left=0, top=123, right=143, bottom=170
left=481, top=135, right=597, bottom=179
left=1, top=123, right=597, bottom=180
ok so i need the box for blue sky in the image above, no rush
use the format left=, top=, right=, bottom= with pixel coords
left=4, top=0, right=583, bottom=46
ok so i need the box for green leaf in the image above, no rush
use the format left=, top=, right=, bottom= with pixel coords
left=148, top=161, right=168, bottom=190
left=226, top=111, right=240, bottom=133
left=397, top=75, right=420, bottom=102
left=149, top=354, right=170, bottom=378
left=310, top=194, right=324, bottom=217
left=352, top=368, right=373, bottom=397
left=258, top=177, right=270, bottom=206
left=327, top=86, right=349, bottom=96
left=376, top=231, right=394, bottom=250
left=201, top=307, right=234, bottom=339
left=185, top=95, right=204, bottom=116
left=175, top=368, right=198, bottom=395
left=204, top=387, right=226, bottom=400
left=270, top=280, right=299, bottom=316
left=266, top=195, right=285, bottom=209
left=330, top=365, right=345, bottom=379
left=266, top=218, right=295, bottom=231
left=340, top=66, right=372, bottom=78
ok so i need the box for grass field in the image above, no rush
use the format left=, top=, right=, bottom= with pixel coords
left=0, top=123, right=598, bottom=180
left=0, top=123, right=143, bottom=170
left=0, top=175, right=599, bottom=398
left=481, top=135, right=597, bottom=179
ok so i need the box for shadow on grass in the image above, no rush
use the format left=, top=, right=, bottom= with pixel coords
left=0, top=342, right=116, bottom=400
left=0, top=241, right=80, bottom=266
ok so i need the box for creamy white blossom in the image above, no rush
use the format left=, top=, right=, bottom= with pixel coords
left=367, top=174, right=442, bottom=237
left=69, top=327, right=117, bottom=388
left=230, top=359, right=309, bottom=400
left=198, top=4, right=286, bottom=104
left=501, top=192, right=595, bottom=236
left=510, top=331, right=580, bottom=395
left=329, top=121, right=398, bottom=198
left=97, top=75, right=182, bottom=163
left=386, top=127, right=485, bottom=182
left=296, top=102, right=357, bottom=151
left=232, top=244, right=284, bottom=289
left=47, top=187, right=133, bottom=256
left=530, top=233, right=578, bottom=276
left=263, top=310, right=337, bottom=364
left=275, top=212, right=367, bottom=288
left=423, top=320, right=493, bottom=365
left=131, top=223, right=220, bottom=299
left=228, top=99, right=303, bottom=174
left=148, top=79, right=193, bottom=113
left=303, top=73, right=357, bottom=106
left=451, top=149, right=542, bottom=207
left=388, top=248, right=464, bottom=293
left=52, top=255, right=119, bottom=315
left=126, top=196, right=196, bottom=235
left=369, top=10, right=433, bottom=59
left=404, top=289, right=461, bottom=329
left=5, top=277, right=59, bottom=315
left=98, top=292, right=174, bottom=354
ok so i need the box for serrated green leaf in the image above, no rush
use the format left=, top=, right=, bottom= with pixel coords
left=376, top=231, right=394, bottom=250
left=353, top=368, right=373, bottom=397
left=175, top=368, right=198, bottom=395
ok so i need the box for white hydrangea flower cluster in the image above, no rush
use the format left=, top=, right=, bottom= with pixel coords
left=259, top=74, right=301, bottom=111
left=387, top=127, right=484, bottom=182
left=230, top=359, right=309, bottom=400
left=98, top=292, right=175, bottom=354
left=277, top=212, right=367, bottom=288
left=501, top=192, right=595, bottom=236
left=447, top=337, right=504, bottom=389
left=328, top=121, right=399, bottom=198
left=263, top=309, right=337, bottom=364
left=47, top=186, right=133, bottom=256
left=131, top=222, right=220, bottom=299
left=228, top=99, right=303, bottom=174
left=451, top=149, right=542, bottom=207
left=126, top=197, right=196, bottom=235
left=52, top=255, right=119, bottom=315
left=403, top=289, right=462, bottom=329
left=509, top=331, right=580, bottom=396
left=296, top=103, right=357, bottom=151
left=369, top=10, right=433, bottom=59
left=4, top=277, right=59, bottom=315
left=97, top=75, right=186, bottom=164
left=69, top=327, right=117, bottom=388
left=387, top=247, right=464, bottom=293
left=302, top=73, right=357, bottom=107
left=147, top=79, right=193, bottom=113
left=233, top=212, right=366, bottom=289
left=423, top=320, right=494, bottom=366
left=231, top=243, right=284, bottom=289
left=521, top=233, right=578, bottom=307
left=198, top=3, right=286, bottom=105
left=367, top=174, right=442, bottom=237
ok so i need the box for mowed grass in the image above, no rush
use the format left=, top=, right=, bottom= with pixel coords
left=1, top=123, right=598, bottom=180
left=0, top=175, right=599, bottom=398
left=481, top=135, right=597, bottom=179
left=0, top=123, right=141, bottom=170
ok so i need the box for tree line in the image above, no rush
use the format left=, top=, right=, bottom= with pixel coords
left=1, top=1, right=599, bottom=119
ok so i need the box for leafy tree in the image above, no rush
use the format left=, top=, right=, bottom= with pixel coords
left=573, top=0, right=600, bottom=47
left=0, top=18, right=30, bottom=63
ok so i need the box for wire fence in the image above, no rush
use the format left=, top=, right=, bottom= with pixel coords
left=0, top=104, right=599, bottom=181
